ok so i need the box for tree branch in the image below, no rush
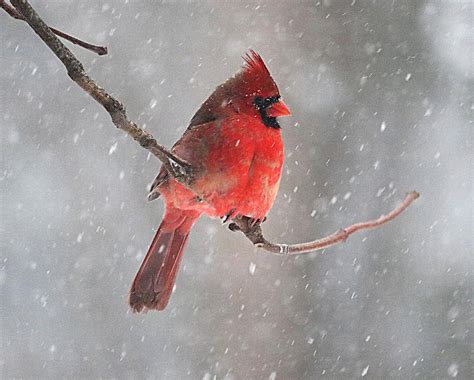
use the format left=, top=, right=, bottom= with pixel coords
left=1, top=0, right=108, bottom=56
left=9, top=0, right=195, bottom=187
left=5, top=0, right=420, bottom=255
left=229, top=191, right=420, bottom=255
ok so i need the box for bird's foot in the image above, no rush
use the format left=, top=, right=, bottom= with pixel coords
left=228, top=215, right=266, bottom=233
left=248, top=216, right=266, bottom=227
left=228, top=222, right=240, bottom=232
left=221, top=208, right=237, bottom=224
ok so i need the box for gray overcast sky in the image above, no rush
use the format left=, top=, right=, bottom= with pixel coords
left=1, top=1, right=471, bottom=379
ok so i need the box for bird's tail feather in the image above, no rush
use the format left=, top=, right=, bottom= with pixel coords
left=129, top=207, right=200, bottom=312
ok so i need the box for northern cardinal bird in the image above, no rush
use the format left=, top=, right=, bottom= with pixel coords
left=129, top=51, right=290, bottom=312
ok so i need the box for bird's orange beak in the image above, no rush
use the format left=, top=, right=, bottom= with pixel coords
left=267, top=100, right=291, bottom=117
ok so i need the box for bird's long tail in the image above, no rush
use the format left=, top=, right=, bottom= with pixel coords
left=129, top=206, right=200, bottom=312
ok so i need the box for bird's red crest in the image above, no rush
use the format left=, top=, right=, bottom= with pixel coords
left=242, top=50, right=271, bottom=78
left=239, top=50, right=279, bottom=98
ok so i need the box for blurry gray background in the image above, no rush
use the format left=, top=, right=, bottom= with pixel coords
left=1, top=1, right=471, bottom=379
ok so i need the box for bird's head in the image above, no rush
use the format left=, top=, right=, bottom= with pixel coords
left=189, top=50, right=290, bottom=129
left=237, top=50, right=291, bottom=128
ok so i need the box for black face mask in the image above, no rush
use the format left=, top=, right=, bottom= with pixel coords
left=254, top=96, right=281, bottom=129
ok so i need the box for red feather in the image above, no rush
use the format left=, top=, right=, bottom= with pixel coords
left=243, top=49, right=271, bottom=77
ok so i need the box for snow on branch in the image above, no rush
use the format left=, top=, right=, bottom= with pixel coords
left=4, top=0, right=419, bottom=255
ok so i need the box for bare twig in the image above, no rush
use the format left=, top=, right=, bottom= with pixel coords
left=1, top=0, right=108, bottom=55
left=47, top=26, right=107, bottom=56
left=230, top=191, right=420, bottom=255
left=5, top=0, right=420, bottom=255
left=9, top=0, right=195, bottom=187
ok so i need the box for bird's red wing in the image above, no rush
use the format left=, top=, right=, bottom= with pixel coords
left=148, top=121, right=215, bottom=201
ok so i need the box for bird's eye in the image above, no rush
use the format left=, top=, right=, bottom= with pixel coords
left=254, top=96, right=280, bottom=110
left=254, top=96, right=265, bottom=109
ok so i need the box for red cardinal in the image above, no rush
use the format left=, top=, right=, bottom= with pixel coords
left=129, top=51, right=290, bottom=312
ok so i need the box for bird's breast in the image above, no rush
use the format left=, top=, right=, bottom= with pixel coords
left=160, top=115, right=284, bottom=219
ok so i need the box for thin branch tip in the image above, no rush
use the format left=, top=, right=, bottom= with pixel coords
left=3, top=0, right=108, bottom=56
left=231, top=191, right=419, bottom=256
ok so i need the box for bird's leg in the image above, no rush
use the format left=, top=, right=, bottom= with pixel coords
left=227, top=216, right=266, bottom=249
left=228, top=215, right=263, bottom=232
left=249, top=217, right=264, bottom=227
left=222, top=208, right=237, bottom=224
